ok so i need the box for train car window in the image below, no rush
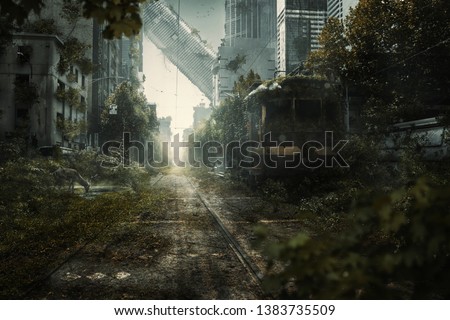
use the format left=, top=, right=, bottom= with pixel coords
left=294, top=100, right=321, bottom=131
left=295, top=100, right=321, bottom=121
left=384, top=131, right=408, bottom=149
left=324, top=102, right=339, bottom=124
left=410, top=127, right=444, bottom=147
left=265, top=99, right=293, bottom=133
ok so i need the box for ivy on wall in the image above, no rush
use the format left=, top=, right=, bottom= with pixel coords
left=57, top=37, right=92, bottom=75
left=55, top=87, right=86, bottom=113
left=226, top=54, right=247, bottom=73
left=23, top=18, right=60, bottom=36
left=56, top=117, right=86, bottom=140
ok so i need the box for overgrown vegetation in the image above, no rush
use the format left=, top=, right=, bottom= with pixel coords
left=248, top=122, right=450, bottom=298
left=306, top=0, right=450, bottom=129
left=55, top=87, right=86, bottom=112
left=101, top=81, right=159, bottom=144
left=56, top=117, right=86, bottom=141
left=57, top=37, right=91, bottom=75
left=82, top=0, right=159, bottom=39
left=1, top=0, right=449, bottom=300
left=195, top=0, right=450, bottom=299
left=0, top=0, right=158, bottom=47
left=0, top=139, right=165, bottom=298
left=256, top=178, right=450, bottom=299
left=0, top=184, right=166, bottom=298
left=22, top=18, right=60, bottom=35
left=197, top=70, right=261, bottom=145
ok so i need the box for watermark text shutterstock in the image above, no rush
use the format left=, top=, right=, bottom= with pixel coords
left=100, top=132, right=349, bottom=169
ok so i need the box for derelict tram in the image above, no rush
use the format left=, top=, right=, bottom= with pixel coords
left=240, top=76, right=346, bottom=183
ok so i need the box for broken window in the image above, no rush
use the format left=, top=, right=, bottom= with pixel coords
left=264, top=99, right=293, bottom=135
left=15, top=108, right=30, bottom=130
left=17, top=46, right=32, bottom=64
left=294, top=99, right=322, bottom=130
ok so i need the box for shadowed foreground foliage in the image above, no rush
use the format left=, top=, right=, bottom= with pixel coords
left=256, top=178, right=450, bottom=299
left=0, top=157, right=166, bottom=299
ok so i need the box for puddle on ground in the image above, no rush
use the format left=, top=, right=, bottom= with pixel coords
left=86, top=272, right=107, bottom=280
left=62, top=272, right=81, bottom=281
left=187, top=253, right=199, bottom=257
left=115, top=272, right=131, bottom=280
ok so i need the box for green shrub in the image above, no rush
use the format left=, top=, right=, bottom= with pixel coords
left=0, top=168, right=166, bottom=298
left=0, top=158, right=59, bottom=216
left=257, top=178, right=450, bottom=299
left=259, top=179, right=287, bottom=212
left=0, top=138, right=26, bottom=164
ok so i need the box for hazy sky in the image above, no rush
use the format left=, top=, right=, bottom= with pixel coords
left=143, top=0, right=225, bottom=134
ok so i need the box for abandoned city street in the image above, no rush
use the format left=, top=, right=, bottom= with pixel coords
left=1, top=0, right=449, bottom=307
left=16, top=167, right=307, bottom=299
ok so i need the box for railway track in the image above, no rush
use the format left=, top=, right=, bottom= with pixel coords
left=185, top=176, right=264, bottom=288
left=21, top=169, right=263, bottom=299
left=149, top=172, right=265, bottom=294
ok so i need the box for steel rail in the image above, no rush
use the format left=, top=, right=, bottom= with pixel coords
left=185, top=176, right=265, bottom=293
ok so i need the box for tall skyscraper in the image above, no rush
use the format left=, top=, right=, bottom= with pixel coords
left=224, top=0, right=277, bottom=48
left=214, top=0, right=277, bottom=106
left=91, top=22, right=124, bottom=147
left=277, top=0, right=327, bottom=74
left=327, top=0, right=359, bottom=20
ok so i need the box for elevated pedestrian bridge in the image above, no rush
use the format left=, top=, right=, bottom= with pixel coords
left=142, top=1, right=217, bottom=101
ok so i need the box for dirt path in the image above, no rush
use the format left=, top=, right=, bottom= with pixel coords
left=27, top=168, right=261, bottom=299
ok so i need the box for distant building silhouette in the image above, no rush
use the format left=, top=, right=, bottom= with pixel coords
left=213, top=0, right=277, bottom=106
left=277, top=0, right=327, bottom=74
left=327, top=0, right=359, bottom=21
left=158, top=116, right=172, bottom=144
left=193, top=102, right=212, bottom=130
left=224, top=0, right=277, bottom=47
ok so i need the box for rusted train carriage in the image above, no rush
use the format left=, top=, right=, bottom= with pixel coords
left=241, top=76, right=345, bottom=182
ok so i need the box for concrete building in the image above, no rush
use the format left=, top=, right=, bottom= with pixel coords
left=120, top=32, right=144, bottom=81
left=91, top=27, right=145, bottom=147
left=158, top=116, right=172, bottom=144
left=213, top=0, right=277, bottom=106
left=0, top=0, right=93, bottom=149
left=214, top=38, right=276, bottom=105
left=0, top=0, right=94, bottom=149
left=277, top=0, right=327, bottom=74
left=0, top=33, right=89, bottom=148
left=327, top=0, right=359, bottom=20
left=193, top=102, right=212, bottom=130
left=0, top=1, right=145, bottom=150
left=224, top=0, right=277, bottom=48
left=40, top=0, right=94, bottom=149
left=90, top=22, right=124, bottom=147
